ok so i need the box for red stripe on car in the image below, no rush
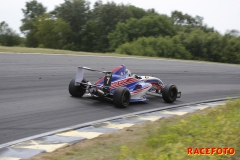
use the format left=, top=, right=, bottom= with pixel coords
left=110, top=77, right=138, bottom=89
left=131, top=85, right=151, bottom=95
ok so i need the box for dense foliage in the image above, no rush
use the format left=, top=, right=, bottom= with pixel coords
left=117, top=29, right=240, bottom=63
left=20, top=0, right=47, bottom=47
left=0, top=21, right=21, bottom=46
left=108, top=15, right=177, bottom=51
left=116, top=36, right=191, bottom=59
left=114, top=11, right=240, bottom=64
left=33, top=14, right=72, bottom=49
left=1, top=0, right=239, bottom=64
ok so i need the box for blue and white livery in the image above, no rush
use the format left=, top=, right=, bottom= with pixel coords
left=69, top=64, right=181, bottom=108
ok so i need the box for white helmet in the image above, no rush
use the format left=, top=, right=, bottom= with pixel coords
left=125, top=69, right=131, bottom=77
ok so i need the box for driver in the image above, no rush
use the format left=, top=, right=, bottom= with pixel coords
left=126, top=69, right=142, bottom=79
left=125, top=69, right=131, bottom=77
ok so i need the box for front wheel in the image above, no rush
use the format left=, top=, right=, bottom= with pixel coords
left=162, top=84, right=178, bottom=103
left=69, top=78, right=86, bottom=97
left=113, top=87, right=131, bottom=108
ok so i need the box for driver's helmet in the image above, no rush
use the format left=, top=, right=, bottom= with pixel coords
left=125, top=69, right=131, bottom=77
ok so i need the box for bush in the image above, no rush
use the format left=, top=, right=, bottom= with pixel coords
left=0, top=21, right=21, bottom=46
left=221, top=37, right=240, bottom=64
left=108, top=15, right=177, bottom=51
left=62, top=43, right=79, bottom=51
left=177, top=29, right=240, bottom=64
left=116, top=29, right=240, bottom=64
left=116, top=36, right=191, bottom=59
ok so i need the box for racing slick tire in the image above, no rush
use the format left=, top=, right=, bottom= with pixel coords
left=162, top=84, right=178, bottom=103
left=69, top=78, right=87, bottom=97
left=113, top=87, right=131, bottom=108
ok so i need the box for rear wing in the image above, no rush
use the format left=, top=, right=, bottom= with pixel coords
left=75, top=66, right=112, bottom=87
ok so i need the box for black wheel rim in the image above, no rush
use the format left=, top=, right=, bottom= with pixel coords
left=122, top=91, right=130, bottom=106
left=169, top=87, right=177, bottom=101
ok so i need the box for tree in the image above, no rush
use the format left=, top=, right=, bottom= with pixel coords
left=33, top=14, right=72, bottom=49
left=84, top=1, right=155, bottom=52
left=20, top=0, right=47, bottom=47
left=0, top=21, right=21, bottom=46
left=52, top=0, right=90, bottom=33
left=128, top=5, right=154, bottom=19
left=88, top=1, right=134, bottom=52
left=51, top=0, right=90, bottom=49
left=108, top=15, right=177, bottom=51
left=20, top=0, right=47, bottom=34
left=171, top=11, right=202, bottom=27
left=171, top=10, right=215, bottom=33
left=79, top=20, right=101, bottom=52
left=221, top=37, right=240, bottom=64
left=51, top=0, right=157, bottom=52
left=175, top=29, right=225, bottom=62
left=225, top=30, right=240, bottom=37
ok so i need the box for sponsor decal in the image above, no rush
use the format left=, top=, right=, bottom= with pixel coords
left=110, top=77, right=138, bottom=89
left=187, top=148, right=236, bottom=156
left=131, top=85, right=151, bottom=95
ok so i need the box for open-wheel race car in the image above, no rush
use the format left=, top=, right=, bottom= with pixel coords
left=69, top=64, right=181, bottom=108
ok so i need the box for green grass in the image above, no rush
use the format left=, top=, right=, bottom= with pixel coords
left=0, top=46, right=122, bottom=56
left=0, top=46, right=169, bottom=59
left=2, top=46, right=239, bottom=66
left=0, top=46, right=176, bottom=62
left=29, top=98, right=240, bottom=160
left=118, top=99, right=240, bottom=160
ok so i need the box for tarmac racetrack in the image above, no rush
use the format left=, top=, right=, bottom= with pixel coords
left=0, top=53, right=239, bottom=144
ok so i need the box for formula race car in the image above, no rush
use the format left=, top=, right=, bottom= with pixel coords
left=69, top=64, right=181, bottom=108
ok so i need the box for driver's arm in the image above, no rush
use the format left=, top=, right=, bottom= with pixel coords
left=132, top=74, right=142, bottom=79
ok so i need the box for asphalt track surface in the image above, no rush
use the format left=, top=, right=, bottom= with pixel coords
left=0, top=53, right=239, bottom=144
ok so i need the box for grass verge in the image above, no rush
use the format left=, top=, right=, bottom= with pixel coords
left=2, top=46, right=237, bottom=66
left=0, top=46, right=123, bottom=57
left=28, top=98, right=240, bottom=160
left=0, top=46, right=169, bottom=59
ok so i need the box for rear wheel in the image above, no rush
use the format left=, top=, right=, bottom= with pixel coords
left=113, top=87, right=131, bottom=108
left=162, top=84, right=178, bottom=103
left=69, top=78, right=86, bottom=97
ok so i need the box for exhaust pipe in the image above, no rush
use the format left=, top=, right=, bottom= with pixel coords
left=89, top=86, right=105, bottom=97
